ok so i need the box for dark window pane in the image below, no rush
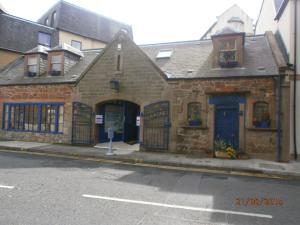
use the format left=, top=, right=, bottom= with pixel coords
left=38, top=32, right=51, bottom=46
left=187, top=103, right=202, bottom=126
left=71, top=40, right=81, bottom=50
left=253, top=102, right=270, bottom=128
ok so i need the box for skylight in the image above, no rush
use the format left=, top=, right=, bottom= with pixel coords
left=156, top=49, right=173, bottom=59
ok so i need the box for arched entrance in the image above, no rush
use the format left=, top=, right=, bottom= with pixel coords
left=96, top=100, right=140, bottom=143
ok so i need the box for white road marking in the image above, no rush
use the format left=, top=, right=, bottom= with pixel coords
left=82, top=194, right=272, bottom=219
left=0, top=185, right=15, bottom=189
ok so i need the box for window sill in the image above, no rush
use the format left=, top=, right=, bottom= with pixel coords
left=181, top=126, right=208, bottom=130
left=247, top=127, right=277, bottom=132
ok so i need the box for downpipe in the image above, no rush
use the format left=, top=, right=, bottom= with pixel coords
left=275, top=75, right=282, bottom=162
left=293, top=0, right=298, bottom=160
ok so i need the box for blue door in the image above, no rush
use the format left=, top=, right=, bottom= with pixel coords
left=215, top=105, right=239, bottom=150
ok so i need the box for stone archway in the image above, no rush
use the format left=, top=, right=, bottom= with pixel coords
left=95, top=100, right=140, bottom=144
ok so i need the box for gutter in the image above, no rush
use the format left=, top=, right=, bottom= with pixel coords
left=293, top=0, right=298, bottom=160
left=275, top=74, right=282, bottom=161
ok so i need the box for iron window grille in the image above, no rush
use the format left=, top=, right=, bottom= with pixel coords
left=2, top=102, right=64, bottom=134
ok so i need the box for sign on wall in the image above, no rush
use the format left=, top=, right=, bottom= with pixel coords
left=95, top=115, right=103, bottom=124
left=136, top=116, right=140, bottom=126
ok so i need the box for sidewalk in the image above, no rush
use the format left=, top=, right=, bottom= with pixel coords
left=0, top=140, right=300, bottom=179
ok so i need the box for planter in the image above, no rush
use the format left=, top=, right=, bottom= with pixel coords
left=189, top=120, right=201, bottom=126
left=215, top=151, right=230, bottom=159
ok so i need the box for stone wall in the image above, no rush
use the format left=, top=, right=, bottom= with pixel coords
left=0, top=84, right=74, bottom=143
left=75, top=33, right=172, bottom=145
left=246, top=129, right=277, bottom=159
left=169, top=77, right=278, bottom=157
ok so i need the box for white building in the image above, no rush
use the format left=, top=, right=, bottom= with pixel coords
left=256, top=0, right=300, bottom=159
left=201, top=4, right=254, bottom=40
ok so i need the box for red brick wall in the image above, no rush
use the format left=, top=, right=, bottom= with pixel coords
left=0, top=84, right=74, bottom=143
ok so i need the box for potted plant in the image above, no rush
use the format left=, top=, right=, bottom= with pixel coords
left=260, top=112, right=270, bottom=128
left=189, top=114, right=202, bottom=126
left=214, top=139, right=237, bottom=159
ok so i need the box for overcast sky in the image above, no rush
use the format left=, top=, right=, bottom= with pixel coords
left=1, top=0, right=263, bottom=44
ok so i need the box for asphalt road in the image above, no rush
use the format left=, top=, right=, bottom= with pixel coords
left=0, top=151, right=300, bottom=225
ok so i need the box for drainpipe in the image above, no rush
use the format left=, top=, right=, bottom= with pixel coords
left=293, top=0, right=298, bottom=160
left=276, top=74, right=282, bottom=162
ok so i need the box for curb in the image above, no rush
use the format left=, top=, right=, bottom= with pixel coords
left=0, top=145, right=299, bottom=180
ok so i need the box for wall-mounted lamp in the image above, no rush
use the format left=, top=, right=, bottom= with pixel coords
left=110, top=79, right=120, bottom=91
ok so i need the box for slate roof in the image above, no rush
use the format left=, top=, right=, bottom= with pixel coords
left=140, top=35, right=280, bottom=79
left=25, top=45, right=50, bottom=55
left=0, top=49, right=102, bottom=85
left=274, top=0, right=289, bottom=20
left=49, top=43, right=84, bottom=57
left=37, top=0, right=133, bottom=43
left=0, top=13, right=57, bottom=53
left=273, top=0, right=285, bottom=13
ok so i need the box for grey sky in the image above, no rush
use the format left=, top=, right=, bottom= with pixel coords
left=1, top=0, right=263, bottom=44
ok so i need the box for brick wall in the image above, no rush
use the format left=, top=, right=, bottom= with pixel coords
left=0, top=84, right=74, bottom=143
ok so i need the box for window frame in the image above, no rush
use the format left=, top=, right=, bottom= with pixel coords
left=44, top=17, right=49, bottom=26
left=2, top=102, right=64, bottom=134
left=50, top=54, right=63, bottom=76
left=218, top=39, right=237, bottom=67
left=38, top=32, right=51, bottom=47
left=51, top=11, right=56, bottom=27
left=71, top=40, right=82, bottom=50
left=252, top=101, right=271, bottom=128
left=187, top=102, right=202, bottom=127
left=26, top=55, right=38, bottom=77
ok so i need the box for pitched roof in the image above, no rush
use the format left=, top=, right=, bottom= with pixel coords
left=0, top=3, right=7, bottom=13
left=0, top=13, right=56, bottom=53
left=273, top=0, right=285, bottom=13
left=0, top=49, right=102, bottom=85
left=25, top=45, right=50, bottom=55
left=37, top=0, right=133, bottom=43
left=49, top=43, right=84, bottom=57
left=140, top=35, right=281, bottom=79
left=274, top=0, right=289, bottom=20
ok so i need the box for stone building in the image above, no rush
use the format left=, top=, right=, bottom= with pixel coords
left=0, top=0, right=132, bottom=68
left=0, top=30, right=291, bottom=161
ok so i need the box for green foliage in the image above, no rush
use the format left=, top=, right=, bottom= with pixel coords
left=214, top=139, right=227, bottom=152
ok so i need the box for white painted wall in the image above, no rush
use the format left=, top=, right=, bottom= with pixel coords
left=257, top=0, right=300, bottom=156
left=202, top=4, right=254, bottom=39
left=255, top=0, right=278, bottom=34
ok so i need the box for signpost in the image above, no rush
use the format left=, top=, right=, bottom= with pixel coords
left=106, top=128, right=115, bottom=155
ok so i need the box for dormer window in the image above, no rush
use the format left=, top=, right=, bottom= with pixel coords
left=38, top=32, right=51, bottom=47
left=27, top=56, right=38, bottom=77
left=219, top=39, right=237, bottom=67
left=44, top=17, right=49, bottom=26
left=47, top=44, right=83, bottom=76
left=211, top=28, right=245, bottom=68
left=50, top=55, right=62, bottom=76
